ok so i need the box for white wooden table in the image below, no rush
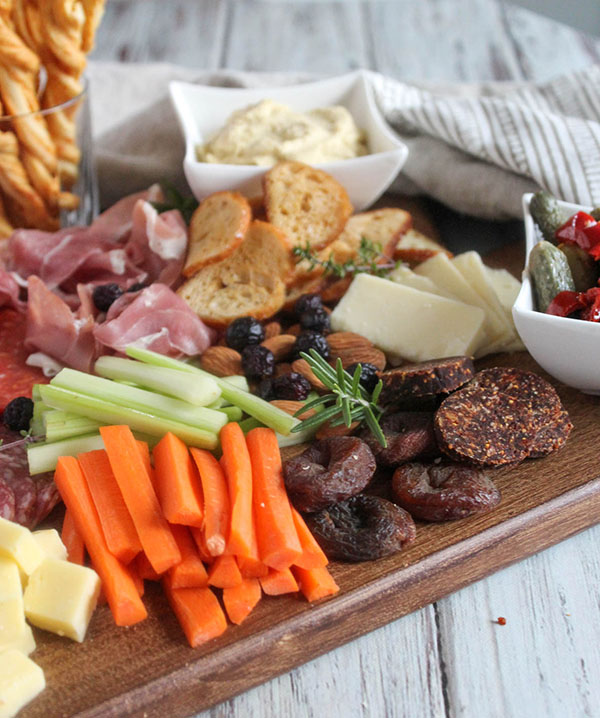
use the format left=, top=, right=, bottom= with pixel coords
left=91, top=3, right=600, bottom=716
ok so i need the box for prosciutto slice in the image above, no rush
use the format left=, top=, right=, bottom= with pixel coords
left=0, top=266, right=24, bottom=310
left=93, top=283, right=214, bottom=357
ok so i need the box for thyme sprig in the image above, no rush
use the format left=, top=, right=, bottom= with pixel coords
left=292, top=236, right=398, bottom=279
left=290, top=349, right=387, bottom=447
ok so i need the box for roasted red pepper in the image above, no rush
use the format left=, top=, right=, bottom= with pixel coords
left=581, top=287, right=600, bottom=322
left=546, top=290, right=587, bottom=317
left=555, top=211, right=600, bottom=253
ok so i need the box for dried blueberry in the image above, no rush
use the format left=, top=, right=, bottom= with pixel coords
left=241, top=344, right=275, bottom=380
left=346, top=362, right=380, bottom=393
left=272, top=372, right=311, bottom=401
left=257, top=377, right=275, bottom=401
left=225, top=317, right=265, bottom=352
left=294, top=293, right=323, bottom=316
left=293, top=331, right=330, bottom=361
left=3, top=397, right=34, bottom=433
left=92, top=283, right=124, bottom=312
left=300, top=307, right=330, bottom=333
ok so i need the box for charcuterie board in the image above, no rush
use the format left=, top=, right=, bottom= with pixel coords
left=19, top=234, right=600, bottom=718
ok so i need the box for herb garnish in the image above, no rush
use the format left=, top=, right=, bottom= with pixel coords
left=292, top=237, right=398, bottom=279
left=290, top=349, right=387, bottom=447
left=151, top=183, right=199, bottom=225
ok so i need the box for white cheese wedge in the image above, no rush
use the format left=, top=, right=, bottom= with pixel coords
left=23, top=558, right=101, bottom=643
left=330, top=274, right=485, bottom=363
left=388, top=264, right=445, bottom=296
left=485, top=266, right=522, bottom=313
left=0, top=649, right=45, bottom=718
left=32, top=529, right=67, bottom=562
left=0, top=518, right=44, bottom=578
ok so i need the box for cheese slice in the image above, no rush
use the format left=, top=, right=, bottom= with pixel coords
left=32, top=530, right=67, bottom=562
left=330, top=274, right=485, bottom=363
left=0, top=518, right=44, bottom=578
left=0, top=649, right=45, bottom=718
left=388, top=264, right=445, bottom=296
left=485, top=266, right=522, bottom=313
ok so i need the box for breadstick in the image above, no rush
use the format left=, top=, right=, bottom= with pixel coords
left=0, top=190, right=14, bottom=239
left=81, top=0, right=105, bottom=52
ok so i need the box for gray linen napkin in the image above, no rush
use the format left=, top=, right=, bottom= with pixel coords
left=87, top=62, right=600, bottom=219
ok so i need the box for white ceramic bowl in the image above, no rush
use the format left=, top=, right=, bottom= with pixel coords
left=169, top=71, right=408, bottom=211
left=512, top=193, right=600, bottom=394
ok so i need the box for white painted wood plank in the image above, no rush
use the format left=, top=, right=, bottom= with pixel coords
left=224, top=0, right=369, bottom=73
left=436, top=523, right=600, bottom=718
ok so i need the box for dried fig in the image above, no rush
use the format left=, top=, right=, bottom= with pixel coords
left=359, top=411, right=438, bottom=467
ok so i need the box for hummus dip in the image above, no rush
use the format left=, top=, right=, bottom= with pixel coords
left=196, top=99, right=368, bottom=166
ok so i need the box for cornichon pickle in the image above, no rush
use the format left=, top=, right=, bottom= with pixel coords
left=530, top=190, right=564, bottom=244
left=557, top=242, right=598, bottom=292
left=591, top=207, right=600, bottom=222
left=528, top=240, right=575, bottom=312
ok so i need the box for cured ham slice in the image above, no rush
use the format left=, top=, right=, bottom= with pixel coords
left=0, top=266, right=23, bottom=310
left=94, top=283, right=214, bottom=357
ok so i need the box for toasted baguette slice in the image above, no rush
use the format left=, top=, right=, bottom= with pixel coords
left=183, top=191, right=251, bottom=277
left=264, top=161, right=353, bottom=252
left=178, top=220, right=292, bottom=327
left=393, top=229, right=451, bottom=266
left=283, top=276, right=325, bottom=312
left=247, top=195, right=267, bottom=221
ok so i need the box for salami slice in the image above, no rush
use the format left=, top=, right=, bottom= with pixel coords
left=0, top=478, right=16, bottom=521
left=31, top=476, right=60, bottom=527
left=380, top=356, right=475, bottom=406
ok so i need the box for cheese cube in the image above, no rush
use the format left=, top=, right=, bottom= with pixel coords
left=0, top=558, right=21, bottom=602
left=32, top=529, right=67, bottom=562
left=330, top=274, right=486, bottom=363
left=0, top=518, right=44, bottom=578
left=0, top=622, right=36, bottom=657
left=0, top=649, right=45, bottom=718
left=0, top=558, right=35, bottom=656
left=24, top=558, right=101, bottom=643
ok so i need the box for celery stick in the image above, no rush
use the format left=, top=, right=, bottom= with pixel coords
left=29, top=417, right=45, bottom=438
left=39, top=385, right=218, bottom=449
left=95, top=356, right=221, bottom=406
left=218, top=405, right=243, bottom=422
left=221, top=375, right=249, bottom=392
left=27, top=433, right=105, bottom=475
left=31, top=384, right=43, bottom=402
left=52, top=368, right=226, bottom=433
left=43, top=410, right=102, bottom=443
left=126, top=347, right=298, bottom=435
left=238, top=417, right=264, bottom=434
left=32, top=401, right=52, bottom=420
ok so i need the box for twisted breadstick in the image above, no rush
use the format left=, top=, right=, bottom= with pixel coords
left=0, top=190, right=13, bottom=239
left=81, top=0, right=105, bottom=53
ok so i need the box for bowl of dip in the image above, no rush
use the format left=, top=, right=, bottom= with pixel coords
left=512, top=193, right=600, bottom=394
left=169, top=71, right=408, bottom=211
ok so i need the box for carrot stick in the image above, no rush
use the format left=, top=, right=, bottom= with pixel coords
left=246, top=428, right=302, bottom=570
left=189, top=526, right=215, bottom=564
left=189, top=448, right=230, bottom=557
left=223, top=578, right=262, bottom=625
left=61, top=508, right=85, bottom=565
left=162, top=582, right=227, bottom=648
left=167, top=524, right=209, bottom=589
left=292, top=566, right=339, bottom=602
left=207, top=554, right=242, bottom=589
left=237, top=556, right=269, bottom=579
left=54, top=456, right=147, bottom=626
left=100, top=425, right=181, bottom=574
left=290, top=506, right=328, bottom=569
left=135, top=552, right=161, bottom=581
left=220, top=422, right=257, bottom=559
left=128, top=562, right=145, bottom=597
left=78, top=449, right=143, bottom=565
left=152, top=433, right=204, bottom=527
left=136, top=440, right=153, bottom=481
left=260, top=567, right=299, bottom=596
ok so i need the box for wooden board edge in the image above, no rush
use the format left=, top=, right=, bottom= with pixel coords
left=77, top=477, right=600, bottom=718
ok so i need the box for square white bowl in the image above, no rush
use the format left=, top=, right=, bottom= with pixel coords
left=169, top=71, right=408, bottom=211
left=513, top=193, right=600, bottom=394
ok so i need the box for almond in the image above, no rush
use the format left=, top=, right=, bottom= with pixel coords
left=263, top=321, right=282, bottom=339
left=316, top=419, right=360, bottom=440
left=287, top=323, right=302, bottom=337
left=275, top=362, right=293, bottom=377
left=327, top=332, right=386, bottom=371
left=270, top=400, right=315, bottom=420
left=199, top=346, right=243, bottom=377
left=261, top=334, right=296, bottom=361
left=291, top=358, right=327, bottom=391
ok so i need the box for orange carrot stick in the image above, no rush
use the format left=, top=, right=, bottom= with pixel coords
left=207, top=554, right=242, bottom=589
left=189, top=526, right=215, bottom=564
left=168, top=524, right=209, bottom=589
left=54, top=456, right=147, bottom=626
left=136, top=440, right=153, bottom=482
left=237, top=556, right=269, bottom=579
left=223, top=578, right=262, bottom=625
left=135, top=552, right=161, bottom=581
left=189, top=448, right=230, bottom=557
left=99, top=425, right=181, bottom=574
left=61, top=508, right=85, bottom=565
left=220, top=422, right=257, bottom=559
left=292, top=566, right=339, bottom=602
left=128, top=562, right=145, bottom=598
left=260, top=567, right=299, bottom=596
left=246, top=428, right=302, bottom=570
left=78, top=449, right=143, bottom=565
left=290, top=506, right=328, bottom=569
left=152, top=433, right=204, bottom=527
left=162, top=582, right=227, bottom=648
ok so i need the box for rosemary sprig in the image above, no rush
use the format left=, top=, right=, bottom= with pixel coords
left=291, top=349, right=387, bottom=447
left=292, top=236, right=398, bottom=279
left=151, top=182, right=199, bottom=225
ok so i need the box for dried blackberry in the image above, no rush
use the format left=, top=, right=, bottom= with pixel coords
left=241, top=344, right=275, bottom=380
left=272, top=372, right=311, bottom=401
left=92, top=283, right=124, bottom=312
left=225, top=317, right=265, bottom=352
left=346, top=362, right=380, bottom=393
left=294, top=293, right=323, bottom=316
left=293, top=331, right=330, bottom=361
left=300, top=307, right=330, bottom=333
left=127, top=282, right=146, bottom=293
left=257, top=377, right=275, bottom=401
left=3, top=397, right=34, bottom=432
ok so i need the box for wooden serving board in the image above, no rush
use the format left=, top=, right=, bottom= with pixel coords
left=21, top=241, right=600, bottom=718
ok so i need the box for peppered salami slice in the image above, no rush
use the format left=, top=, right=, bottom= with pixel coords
left=529, top=409, right=573, bottom=458
left=0, top=478, right=16, bottom=521
left=380, top=356, right=475, bottom=406
left=360, top=412, right=439, bottom=467
left=31, top=476, right=60, bottom=527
